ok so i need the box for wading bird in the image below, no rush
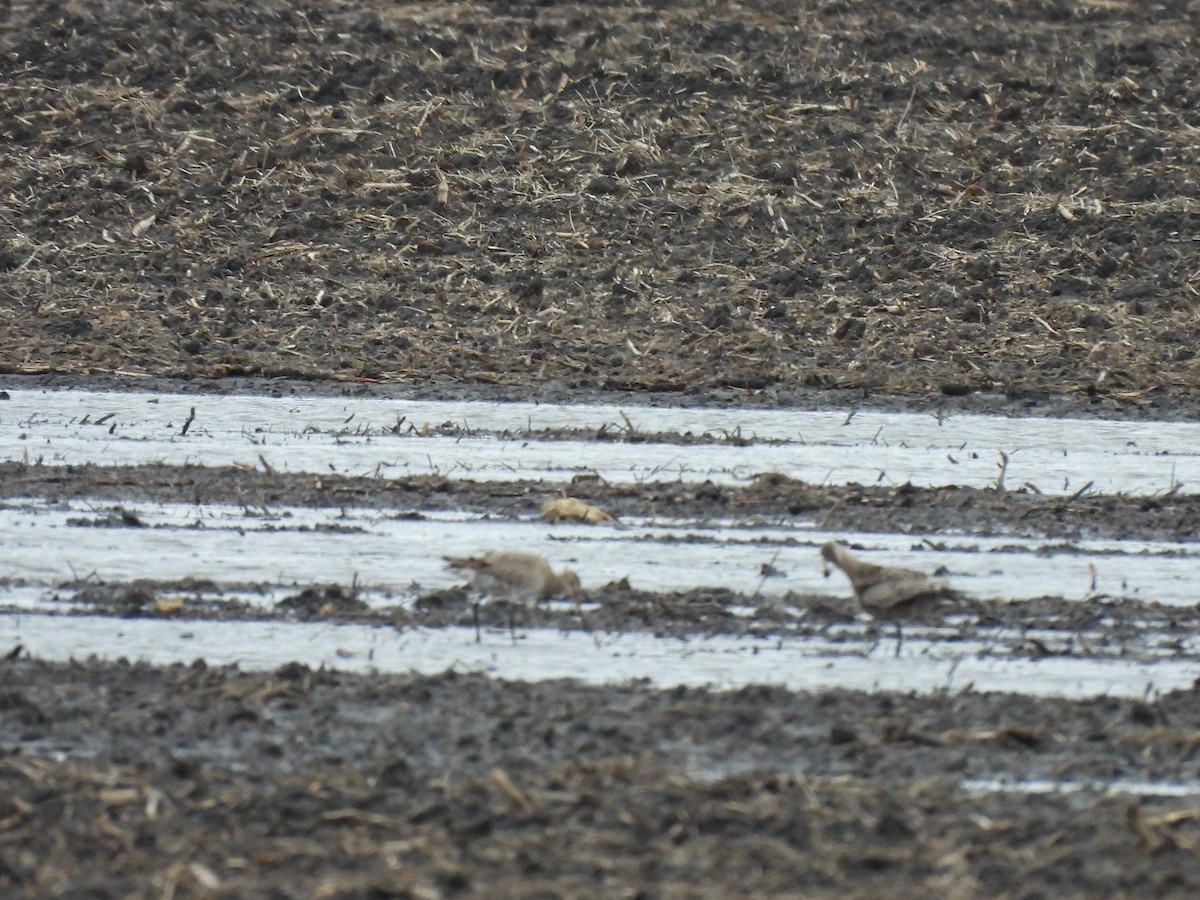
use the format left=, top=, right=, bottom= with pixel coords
left=445, top=551, right=582, bottom=642
left=820, top=540, right=953, bottom=654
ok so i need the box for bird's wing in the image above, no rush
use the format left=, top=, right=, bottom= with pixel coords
left=860, top=576, right=951, bottom=612
left=480, top=554, right=549, bottom=583
left=844, top=559, right=924, bottom=595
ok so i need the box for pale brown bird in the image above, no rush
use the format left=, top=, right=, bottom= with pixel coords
left=444, top=552, right=582, bottom=642
left=820, top=541, right=953, bottom=653
left=444, top=552, right=582, bottom=603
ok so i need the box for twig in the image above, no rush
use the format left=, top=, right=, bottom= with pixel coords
left=751, top=549, right=782, bottom=600
left=1068, top=480, right=1093, bottom=501
left=893, top=83, right=917, bottom=137
left=818, top=498, right=843, bottom=529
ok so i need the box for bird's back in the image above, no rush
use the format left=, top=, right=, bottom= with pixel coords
left=445, top=552, right=555, bottom=603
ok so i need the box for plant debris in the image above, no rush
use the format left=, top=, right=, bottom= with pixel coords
left=3, top=0, right=1200, bottom=894
left=3, top=658, right=1200, bottom=897
left=1, top=0, right=1198, bottom=410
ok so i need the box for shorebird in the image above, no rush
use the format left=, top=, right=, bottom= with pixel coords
left=444, top=552, right=582, bottom=642
left=820, top=541, right=953, bottom=653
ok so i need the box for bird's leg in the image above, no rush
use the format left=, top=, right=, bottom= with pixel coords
left=508, top=603, right=518, bottom=645
left=893, top=622, right=904, bottom=658
left=473, top=600, right=482, bottom=644
left=577, top=606, right=593, bottom=638
left=866, top=621, right=883, bottom=656
left=571, top=596, right=593, bottom=638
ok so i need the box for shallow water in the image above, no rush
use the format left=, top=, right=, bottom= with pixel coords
left=2, top=498, right=1196, bottom=604
left=3, top=388, right=1197, bottom=494
left=1, top=613, right=1191, bottom=700
left=960, top=777, right=1200, bottom=799
left=3, top=386, right=1199, bottom=701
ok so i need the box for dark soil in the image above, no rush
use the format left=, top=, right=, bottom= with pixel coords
left=2, top=0, right=1199, bottom=410
left=4, top=0, right=1200, bottom=894
left=4, top=657, right=1200, bottom=898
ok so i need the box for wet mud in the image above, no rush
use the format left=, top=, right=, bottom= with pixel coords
left=5, top=457, right=1200, bottom=893
left=5, top=0, right=1200, bottom=893
left=4, top=658, right=1200, bottom=898
left=7, top=461, right=1200, bottom=545
left=20, top=570, right=1200, bottom=666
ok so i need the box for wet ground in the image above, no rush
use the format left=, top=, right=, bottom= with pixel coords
left=6, top=458, right=1200, bottom=545
left=4, top=657, right=1200, bottom=898
left=5, top=0, right=1200, bottom=894
left=6, top=416, right=1200, bottom=898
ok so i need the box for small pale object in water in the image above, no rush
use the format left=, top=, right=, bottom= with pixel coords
left=540, top=496, right=615, bottom=525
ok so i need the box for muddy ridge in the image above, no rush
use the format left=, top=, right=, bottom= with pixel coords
left=5, top=461, right=1199, bottom=544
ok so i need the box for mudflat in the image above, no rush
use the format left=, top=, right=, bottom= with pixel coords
left=3, top=0, right=1200, bottom=896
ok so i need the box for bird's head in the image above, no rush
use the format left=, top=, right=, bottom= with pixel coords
left=820, top=541, right=842, bottom=577
left=561, top=569, right=583, bottom=600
